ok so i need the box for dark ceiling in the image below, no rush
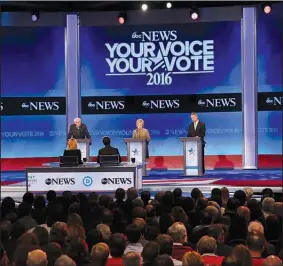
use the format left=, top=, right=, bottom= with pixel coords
left=0, top=1, right=280, bottom=12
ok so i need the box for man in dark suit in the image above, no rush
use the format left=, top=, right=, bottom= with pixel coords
left=97, top=136, right=122, bottom=163
left=67, top=117, right=91, bottom=144
left=187, top=112, right=206, bottom=174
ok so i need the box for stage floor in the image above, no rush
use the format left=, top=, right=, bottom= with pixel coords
left=1, top=169, right=282, bottom=201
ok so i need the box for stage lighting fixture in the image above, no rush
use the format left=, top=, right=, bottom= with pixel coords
left=118, top=13, right=127, bottom=24
left=31, top=12, right=39, bottom=22
left=262, top=4, right=272, bottom=14
left=166, top=2, right=172, bottom=9
left=141, top=3, right=148, bottom=11
left=190, top=8, right=199, bottom=20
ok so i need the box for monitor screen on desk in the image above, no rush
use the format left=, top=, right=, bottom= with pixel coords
left=99, top=154, right=120, bottom=166
left=59, top=156, right=79, bottom=167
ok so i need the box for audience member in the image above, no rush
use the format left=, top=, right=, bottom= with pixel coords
left=232, top=244, right=252, bottom=266
left=26, top=249, right=48, bottom=266
left=142, top=241, right=160, bottom=266
left=54, top=255, right=76, bottom=266
left=124, top=224, right=143, bottom=255
left=182, top=251, right=204, bottom=266
left=90, top=242, right=110, bottom=266
left=122, top=252, right=141, bottom=266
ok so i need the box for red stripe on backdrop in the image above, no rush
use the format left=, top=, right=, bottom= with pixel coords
left=0, top=155, right=282, bottom=171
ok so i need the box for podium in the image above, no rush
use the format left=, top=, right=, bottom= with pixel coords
left=124, top=138, right=147, bottom=176
left=179, top=137, right=203, bottom=176
left=76, top=139, right=90, bottom=161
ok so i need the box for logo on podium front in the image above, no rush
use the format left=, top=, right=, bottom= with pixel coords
left=132, top=148, right=140, bottom=156
left=188, top=148, right=195, bottom=155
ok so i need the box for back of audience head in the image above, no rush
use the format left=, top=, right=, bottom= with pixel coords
left=153, top=254, right=173, bottom=266
left=247, top=233, right=265, bottom=257
left=141, top=191, right=151, bottom=206
left=68, top=224, right=86, bottom=240
left=232, top=244, right=252, bottom=266
left=222, top=256, right=242, bottom=266
left=67, top=213, right=83, bottom=227
left=23, top=192, right=35, bottom=205
left=244, top=187, right=254, bottom=200
left=182, top=251, right=204, bottom=266
left=26, top=249, right=47, bottom=266
left=205, top=205, right=220, bottom=222
left=159, top=213, right=175, bottom=234
left=127, top=187, right=138, bottom=201
left=197, top=236, right=217, bottom=255
left=33, top=226, right=49, bottom=246
left=167, top=222, right=187, bottom=244
left=132, top=207, right=146, bottom=220
left=142, top=241, right=160, bottom=265
left=156, top=234, right=173, bottom=256
left=262, top=188, right=274, bottom=198
left=33, top=195, right=46, bottom=210
left=54, top=255, right=76, bottom=266
left=125, top=224, right=141, bottom=243
left=122, top=252, right=142, bottom=266
left=226, top=197, right=240, bottom=212
left=115, top=188, right=125, bottom=201
left=132, top=198, right=144, bottom=208
left=207, top=224, right=225, bottom=243
left=65, top=236, right=88, bottom=264
left=90, top=242, right=109, bottom=266
left=263, top=256, right=283, bottom=266
left=248, top=221, right=264, bottom=234
left=109, top=233, right=126, bottom=257
left=86, top=229, right=103, bottom=253
left=262, top=197, right=275, bottom=214
left=96, top=223, right=112, bottom=243
left=46, top=190, right=57, bottom=203
left=234, top=190, right=246, bottom=206
left=191, top=188, right=201, bottom=201
left=144, top=225, right=160, bottom=241
left=18, top=232, right=40, bottom=247
left=274, top=202, right=283, bottom=218
left=41, top=243, right=62, bottom=266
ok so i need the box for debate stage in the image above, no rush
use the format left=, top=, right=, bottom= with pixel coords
left=1, top=168, right=282, bottom=201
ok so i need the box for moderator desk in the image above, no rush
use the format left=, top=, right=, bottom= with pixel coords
left=26, top=162, right=143, bottom=193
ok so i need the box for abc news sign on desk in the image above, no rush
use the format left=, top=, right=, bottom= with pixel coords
left=28, top=172, right=135, bottom=192
left=0, top=93, right=282, bottom=116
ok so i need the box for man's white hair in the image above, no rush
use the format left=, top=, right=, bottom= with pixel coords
left=248, top=221, right=264, bottom=234
left=74, top=117, right=81, bottom=123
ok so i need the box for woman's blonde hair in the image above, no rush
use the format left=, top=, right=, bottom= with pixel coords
left=136, top=119, right=144, bottom=126
left=182, top=251, right=204, bottom=266
left=67, top=138, right=78, bottom=150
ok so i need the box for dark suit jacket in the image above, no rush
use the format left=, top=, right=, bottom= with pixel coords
left=63, top=149, right=83, bottom=164
left=67, top=123, right=91, bottom=143
left=97, top=145, right=122, bottom=163
left=187, top=120, right=206, bottom=145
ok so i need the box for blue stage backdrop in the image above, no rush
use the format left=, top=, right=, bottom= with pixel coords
left=0, top=27, right=66, bottom=158
left=257, top=9, right=282, bottom=155
left=80, top=21, right=243, bottom=156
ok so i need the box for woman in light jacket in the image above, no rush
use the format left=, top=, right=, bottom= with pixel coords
left=132, top=119, right=150, bottom=159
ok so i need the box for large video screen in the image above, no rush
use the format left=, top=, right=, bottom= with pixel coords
left=80, top=22, right=243, bottom=156
left=257, top=10, right=282, bottom=155
left=0, top=27, right=66, bottom=158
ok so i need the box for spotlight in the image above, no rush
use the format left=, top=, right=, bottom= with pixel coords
left=166, top=2, right=172, bottom=9
left=262, top=4, right=272, bottom=14
left=190, top=8, right=199, bottom=20
left=118, top=13, right=127, bottom=25
left=31, top=12, right=39, bottom=22
left=141, top=3, right=148, bottom=11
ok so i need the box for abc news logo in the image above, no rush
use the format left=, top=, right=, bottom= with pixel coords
left=265, top=97, right=282, bottom=106
left=88, top=101, right=125, bottom=110
left=45, top=178, right=75, bottom=186
left=21, top=101, right=60, bottom=111
left=142, top=100, right=180, bottom=110
left=101, top=177, right=132, bottom=185
left=198, top=98, right=237, bottom=108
